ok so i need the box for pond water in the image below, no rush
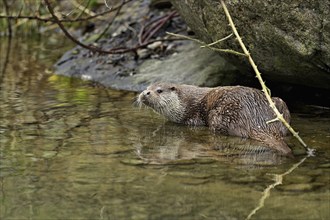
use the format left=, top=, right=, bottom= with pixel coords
left=0, top=36, right=329, bottom=220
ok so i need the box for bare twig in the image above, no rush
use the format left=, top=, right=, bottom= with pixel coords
left=201, top=33, right=233, bottom=47
left=104, top=0, right=112, bottom=9
left=95, top=0, right=124, bottom=42
left=266, top=117, right=280, bottom=124
left=139, top=13, right=174, bottom=45
left=166, top=32, right=247, bottom=57
left=44, top=0, right=128, bottom=54
left=72, top=0, right=95, bottom=17
left=75, top=0, right=92, bottom=19
left=0, top=0, right=132, bottom=23
left=141, top=11, right=178, bottom=44
left=220, top=0, right=310, bottom=152
left=0, top=14, right=51, bottom=22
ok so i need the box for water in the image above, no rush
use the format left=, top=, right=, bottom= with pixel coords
left=0, top=36, right=329, bottom=220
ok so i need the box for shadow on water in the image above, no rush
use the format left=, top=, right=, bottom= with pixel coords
left=0, top=36, right=329, bottom=220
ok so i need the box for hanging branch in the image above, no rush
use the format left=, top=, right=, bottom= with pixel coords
left=219, top=0, right=313, bottom=154
left=201, top=33, right=233, bottom=47
left=166, top=32, right=247, bottom=57
left=139, top=12, right=175, bottom=44
left=72, top=0, right=95, bottom=17
left=0, top=0, right=132, bottom=23
left=140, top=11, right=178, bottom=45
left=44, top=0, right=134, bottom=54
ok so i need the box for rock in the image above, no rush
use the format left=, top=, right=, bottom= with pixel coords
left=133, top=42, right=240, bottom=89
left=137, top=49, right=150, bottom=59
left=55, top=41, right=241, bottom=92
left=170, top=0, right=330, bottom=89
left=147, top=41, right=162, bottom=50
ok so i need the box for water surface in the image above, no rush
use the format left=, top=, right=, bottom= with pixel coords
left=0, top=36, right=329, bottom=220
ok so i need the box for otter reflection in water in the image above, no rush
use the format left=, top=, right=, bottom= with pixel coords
left=134, top=124, right=287, bottom=166
left=137, top=82, right=292, bottom=157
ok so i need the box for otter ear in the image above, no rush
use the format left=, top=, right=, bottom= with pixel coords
left=170, top=86, right=176, bottom=91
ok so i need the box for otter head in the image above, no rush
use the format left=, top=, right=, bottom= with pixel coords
left=137, top=83, right=186, bottom=123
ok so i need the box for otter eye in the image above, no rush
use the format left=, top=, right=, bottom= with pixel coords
left=156, top=89, right=163, bottom=94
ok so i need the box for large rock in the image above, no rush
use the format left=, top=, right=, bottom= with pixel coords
left=133, top=42, right=240, bottom=90
left=55, top=41, right=240, bottom=91
left=171, top=0, right=330, bottom=89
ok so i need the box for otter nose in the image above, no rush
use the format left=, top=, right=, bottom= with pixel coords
left=144, top=90, right=151, bottom=96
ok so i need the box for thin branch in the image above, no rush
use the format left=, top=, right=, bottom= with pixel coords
left=75, top=0, right=92, bottom=19
left=0, top=0, right=132, bottom=23
left=139, top=12, right=175, bottom=44
left=141, top=12, right=178, bottom=44
left=266, top=117, right=280, bottom=124
left=104, top=0, right=112, bottom=9
left=44, top=0, right=127, bottom=54
left=166, top=32, right=247, bottom=57
left=206, top=47, right=247, bottom=57
left=95, top=0, right=123, bottom=42
left=167, top=31, right=207, bottom=44
left=72, top=0, right=95, bottom=17
left=44, top=0, right=98, bottom=51
left=0, top=14, right=52, bottom=22
left=201, top=33, right=233, bottom=47
left=220, top=0, right=310, bottom=152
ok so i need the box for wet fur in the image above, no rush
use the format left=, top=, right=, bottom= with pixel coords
left=138, top=83, right=292, bottom=156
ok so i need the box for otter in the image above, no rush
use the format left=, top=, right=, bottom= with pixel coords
left=137, top=82, right=292, bottom=156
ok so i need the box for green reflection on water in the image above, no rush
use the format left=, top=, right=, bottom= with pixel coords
left=0, top=37, right=329, bottom=220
